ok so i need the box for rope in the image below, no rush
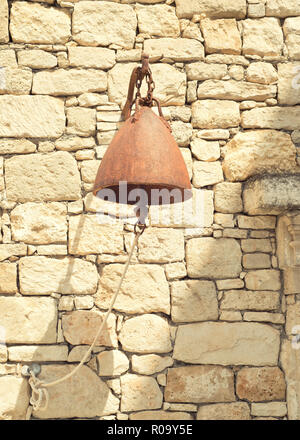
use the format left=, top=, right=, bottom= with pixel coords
left=26, top=226, right=144, bottom=419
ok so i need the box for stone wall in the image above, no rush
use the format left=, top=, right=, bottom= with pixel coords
left=0, top=0, right=300, bottom=420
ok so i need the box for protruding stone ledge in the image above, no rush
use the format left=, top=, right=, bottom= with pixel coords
left=243, top=174, right=300, bottom=215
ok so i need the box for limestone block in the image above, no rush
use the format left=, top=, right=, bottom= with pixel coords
left=243, top=253, right=271, bottom=269
left=197, top=80, right=276, bottom=101
left=241, top=238, right=272, bottom=253
left=0, top=297, right=57, bottom=343
left=214, top=182, right=243, bottom=213
left=236, top=367, right=286, bottom=401
left=130, top=411, right=192, bottom=420
left=0, top=244, right=27, bottom=262
left=96, top=264, right=170, bottom=314
left=251, top=402, right=287, bottom=417
left=32, top=69, right=107, bottom=95
left=121, top=374, right=163, bottom=412
left=144, top=38, right=204, bottom=62
left=72, top=1, right=137, bottom=49
left=66, top=107, right=96, bottom=136
left=243, top=312, right=285, bottom=324
left=238, top=215, right=276, bottom=229
left=192, top=100, right=240, bottom=129
left=0, top=0, right=8, bottom=43
left=97, top=350, right=129, bottom=376
left=200, top=18, right=241, bottom=54
left=137, top=4, right=180, bottom=37
left=266, top=0, right=300, bottom=17
left=0, top=377, right=29, bottom=420
left=242, top=106, right=300, bottom=130
left=170, top=121, right=193, bottom=147
left=11, top=202, right=67, bottom=245
left=0, top=263, right=17, bottom=294
left=5, top=152, right=81, bottom=202
left=55, top=136, right=95, bottom=151
left=0, top=68, right=32, bottom=95
left=33, top=365, right=119, bottom=419
left=186, top=237, right=242, bottom=279
left=221, top=290, right=280, bottom=311
left=171, top=280, right=218, bottom=322
left=245, top=270, right=281, bottom=290
left=10, top=2, right=71, bottom=44
left=119, top=314, right=171, bottom=353
left=165, top=366, right=235, bottom=403
left=0, top=50, right=17, bottom=68
left=19, top=256, right=98, bottom=295
left=197, top=403, right=250, bottom=420
left=173, top=322, right=280, bottom=365
left=186, top=62, right=227, bottom=81
left=0, top=139, right=36, bottom=155
left=18, top=50, right=57, bottom=69
left=246, top=62, right=278, bottom=85
left=280, top=339, right=300, bottom=420
left=191, top=138, right=220, bottom=161
left=68, top=47, right=116, bottom=69
left=278, top=63, right=300, bottom=105
left=8, top=345, right=68, bottom=362
left=62, top=310, right=117, bottom=347
left=131, top=354, right=173, bottom=375
left=138, top=228, right=184, bottom=263
left=193, top=161, right=224, bottom=187
left=0, top=96, right=65, bottom=138
left=223, top=130, right=297, bottom=181
left=286, top=303, right=300, bottom=335
left=174, top=0, right=247, bottom=19
left=242, top=18, right=283, bottom=56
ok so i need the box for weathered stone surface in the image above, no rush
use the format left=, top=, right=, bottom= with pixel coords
left=0, top=68, right=32, bottom=95
left=186, top=237, right=242, bottom=279
left=97, top=350, right=129, bottom=376
left=245, top=270, right=281, bottom=291
left=0, top=49, right=17, bottom=68
left=197, top=402, right=250, bottom=420
left=237, top=215, right=276, bottom=229
left=19, top=256, right=98, bottom=295
left=8, top=345, right=68, bottom=362
left=33, top=365, right=119, bottom=419
left=175, top=0, right=247, bottom=19
left=286, top=303, right=300, bottom=335
left=137, top=4, right=180, bottom=37
left=0, top=377, right=29, bottom=420
left=173, top=322, right=280, bottom=365
left=251, top=402, right=287, bottom=417
left=11, top=202, right=67, bottom=245
left=73, top=1, right=137, bottom=49
left=0, top=263, right=17, bottom=294
left=69, top=216, right=123, bottom=255
left=0, top=96, right=65, bottom=138
left=278, top=63, right=300, bottom=105
left=68, top=47, right=115, bottom=69
left=18, top=50, right=57, bottom=69
left=214, top=182, right=243, bottom=213
left=144, top=38, right=204, bottom=62
left=138, top=228, right=184, bottom=263
left=223, top=130, right=297, bottom=181
left=119, top=314, right=171, bottom=353
left=132, top=354, right=173, bottom=375
left=200, top=18, right=241, bottom=54
left=242, top=18, right=283, bottom=56
left=266, top=0, right=300, bottom=17
left=191, top=138, right=220, bottom=162
left=193, top=161, right=224, bottom=187
left=10, top=2, right=71, bottom=44
left=121, top=374, right=163, bottom=412
left=243, top=312, right=285, bottom=324
left=221, top=290, right=280, bottom=311
left=280, top=339, right=300, bottom=420
left=171, top=280, right=218, bottom=322
left=0, top=139, right=36, bottom=154
left=165, top=366, right=235, bottom=403
left=244, top=176, right=300, bottom=215
left=80, top=160, right=100, bottom=183
left=186, top=62, right=227, bottom=81
left=241, top=238, right=272, bottom=253
left=108, top=63, right=186, bottom=107
left=246, top=62, right=278, bottom=85
left=32, top=69, right=107, bottom=96
left=197, top=80, right=276, bottom=101
left=66, top=107, right=96, bottom=136
left=5, top=152, right=81, bottom=202
left=242, top=106, right=300, bottom=130
left=243, top=253, right=271, bottom=269
left=130, top=411, right=192, bottom=420
left=0, top=297, right=57, bottom=343
left=0, top=244, right=27, bottom=262
left=236, top=367, right=286, bottom=401
left=285, top=34, right=300, bottom=60
left=62, top=310, right=117, bottom=348
left=0, top=0, right=8, bottom=43
left=55, top=136, right=95, bottom=152
left=171, top=121, right=193, bottom=147
left=192, top=100, right=240, bottom=129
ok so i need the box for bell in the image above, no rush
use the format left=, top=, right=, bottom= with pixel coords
left=93, top=54, right=191, bottom=207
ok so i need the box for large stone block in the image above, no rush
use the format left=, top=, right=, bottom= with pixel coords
left=96, top=264, right=170, bottom=314
left=173, top=322, right=280, bottom=365
left=246, top=62, right=278, bottom=85
left=121, top=374, right=163, bottom=412
left=0, top=96, right=65, bottom=138
left=223, top=130, right=297, bottom=182
left=197, top=80, right=276, bottom=101
left=138, top=228, right=184, bottom=263
left=66, top=107, right=96, bottom=136
left=200, top=18, right=241, bottom=54
left=236, top=367, right=286, bottom=401
left=242, top=107, right=300, bottom=130
left=280, top=340, right=300, bottom=420
left=175, top=0, right=247, bottom=19
left=0, top=139, right=36, bottom=154
left=245, top=270, right=281, bottom=291
left=19, top=256, right=98, bottom=295
left=0, top=263, right=17, bottom=294
left=68, top=47, right=116, bottom=69
left=144, top=38, right=204, bottom=62
left=137, top=4, right=180, bottom=37
left=8, top=345, right=68, bottom=362
left=33, top=365, right=119, bottom=419
left=242, top=18, right=283, bottom=56
left=10, top=2, right=71, bottom=44
left=192, top=100, right=240, bottom=129
left=131, top=354, right=173, bottom=375
left=165, top=366, right=235, bottom=403
left=72, top=1, right=137, bottom=49
left=0, top=297, right=57, bottom=343
left=220, top=290, right=280, bottom=311
left=0, top=244, right=27, bottom=262
left=278, top=63, right=300, bottom=105
left=97, top=350, right=129, bottom=377
left=11, top=202, right=67, bottom=244
left=266, top=0, right=300, bottom=17
left=32, top=69, right=107, bottom=96
left=186, top=62, right=227, bottom=81
left=0, top=0, right=8, bottom=42
left=197, top=402, right=250, bottom=420
left=0, top=68, right=32, bottom=95
left=18, top=49, right=57, bottom=69
left=186, top=237, right=242, bottom=279
left=0, top=377, right=30, bottom=420
left=5, top=152, right=81, bottom=202
left=193, top=161, right=224, bottom=187
left=214, top=182, right=243, bottom=213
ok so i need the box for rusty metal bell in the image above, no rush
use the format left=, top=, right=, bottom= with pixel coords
left=93, top=54, right=191, bottom=206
